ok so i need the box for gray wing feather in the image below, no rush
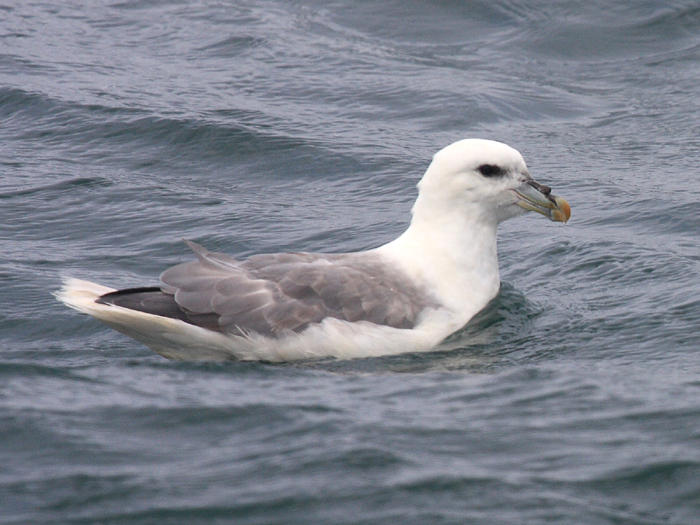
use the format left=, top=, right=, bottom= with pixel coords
left=159, top=241, right=434, bottom=337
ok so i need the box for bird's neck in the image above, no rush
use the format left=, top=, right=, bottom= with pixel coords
left=376, top=197, right=501, bottom=322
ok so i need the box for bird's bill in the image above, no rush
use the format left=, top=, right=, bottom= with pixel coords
left=513, top=180, right=571, bottom=223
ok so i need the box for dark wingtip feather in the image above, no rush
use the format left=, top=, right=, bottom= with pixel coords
left=96, top=286, right=223, bottom=332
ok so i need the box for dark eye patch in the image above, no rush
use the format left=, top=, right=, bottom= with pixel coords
left=477, top=164, right=505, bottom=177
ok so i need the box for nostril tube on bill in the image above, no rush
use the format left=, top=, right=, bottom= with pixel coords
left=526, top=179, right=551, bottom=196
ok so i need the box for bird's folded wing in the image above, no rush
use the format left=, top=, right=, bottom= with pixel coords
left=159, top=241, right=433, bottom=337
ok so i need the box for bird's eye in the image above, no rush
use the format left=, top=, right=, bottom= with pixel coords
left=477, top=164, right=504, bottom=177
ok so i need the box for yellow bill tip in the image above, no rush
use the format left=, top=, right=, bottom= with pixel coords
left=551, top=196, right=571, bottom=223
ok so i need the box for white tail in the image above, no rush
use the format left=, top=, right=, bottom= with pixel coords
left=54, top=278, right=116, bottom=314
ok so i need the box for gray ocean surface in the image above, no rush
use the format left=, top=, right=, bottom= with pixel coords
left=2, top=1, right=700, bottom=523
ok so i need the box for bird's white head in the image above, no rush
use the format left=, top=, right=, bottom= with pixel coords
left=380, top=138, right=570, bottom=318
left=413, top=138, right=570, bottom=227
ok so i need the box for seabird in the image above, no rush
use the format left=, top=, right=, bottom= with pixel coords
left=56, top=138, right=571, bottom=361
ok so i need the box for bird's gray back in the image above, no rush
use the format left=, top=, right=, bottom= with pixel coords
left=158, top=241, right=435, bottom=337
